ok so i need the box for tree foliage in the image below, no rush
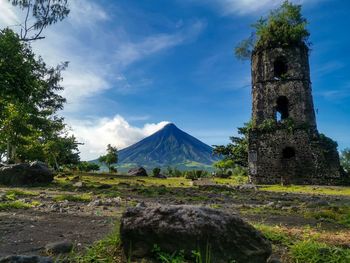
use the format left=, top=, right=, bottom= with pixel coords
left=77, top=161, right=100, bottom=173
left=213, top=122, right=250, bottom=168
left=341, top=149, right=350, bottom=173
left=0, top=29, right=79, bottom=168
left=7, top=0, right=70, bottom=41
left=99, top=144, right=118, bottom=173
left=235, top=1, right=310, bottom=60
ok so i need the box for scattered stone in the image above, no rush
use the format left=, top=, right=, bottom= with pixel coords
left=120, top=204, right=271, bottom=263
left=268, top=257, right=282, bottom=263
left=45, top=240, right=73, bottom=255
left=0, top=162, right=53, bottom=186
left=127, top=167, right=148, bottom=177
left=0, top=255, right=53, bottom=263
left=73, top=181, right=84, bottom=188
left=238, top=183, right=258, bottom=191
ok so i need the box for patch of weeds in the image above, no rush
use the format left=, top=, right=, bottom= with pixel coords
left=4, top=189, right=38, bottom=200
left=70, top=225, right=122, bottom=263
left=261, top=185, right=350, bottom=196
left=290, top=240, right=350, bottom=263
left=305, top=206, right=350, bottom=227
left=0, top=200, right=32, bottom=211
left=254, top=224, right=294, bottom=246
left=153, top=245, right=186, bottom=263
left=240, top=206, right=287, bottom=216
left=209, top=204, right=223, bottom=209
left=54, top=194, right=92, bottom=202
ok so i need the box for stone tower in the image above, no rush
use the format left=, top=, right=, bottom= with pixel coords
left=248, top=44, right=343, bottom=185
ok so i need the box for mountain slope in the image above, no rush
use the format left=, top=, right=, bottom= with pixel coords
left=118, top=123, right=218, bottom=168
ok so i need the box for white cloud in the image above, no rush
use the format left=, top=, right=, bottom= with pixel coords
left=68, top=0, right=109, bottom=27
left=0, top=0, right=19, bottom=26
left=115, top=21, right=206, bottom=67
left=68, top=115, right=169, bottom=160
left=198, top=0, right=327, bottom=16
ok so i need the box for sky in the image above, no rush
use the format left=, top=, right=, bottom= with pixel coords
left=0, top=0, right=349, bottom=160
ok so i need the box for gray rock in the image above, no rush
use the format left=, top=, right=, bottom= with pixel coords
left=45, top=240, right=73, bottom=255
left=238, top=183, right=258, bottom=191
left=268, top=257, right=282, bottom=263
left=127, top=167, right=148, bottom=177
left=73, top=181, right=84, bottom=188
left=120, top=204, right=271, bottom=263
left=154, top=174, right=167, bottom=179
left=0, top=162, right=53, bottom=186
left=0, top=256, right=53, bottom=263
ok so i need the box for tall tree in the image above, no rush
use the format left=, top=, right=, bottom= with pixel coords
left=7, top=0, right=70, bottom=41
left=0, top=29, right=70, bottom=164
left=99, top=144, right=118, bottom=173
left=341, top=149, right=350, bottom=174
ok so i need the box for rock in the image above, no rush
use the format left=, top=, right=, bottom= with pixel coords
left=238, top=183, right=258, bottom=191
left=45, top=240, right=73, bottom=255
left=73, top=181, right=84, bottom=188
left=0, top=256, right=53, bottom=263
left=127, top=167, right=148, bottom=177
left=268, top=257, right=282, bottom=263
left=154, top=173, right=167, bottom=179
left=120, top=205, right=271, bottom=263
left=0, top=162, right=53, bottom=186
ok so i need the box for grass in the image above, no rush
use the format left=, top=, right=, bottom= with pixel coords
left=254, top=224, right=294, bottom=246
left=261, top=185, right=350, bottom=196
left=4, top=189, right=38, bottom=201
left=53, top=194, right=92, bottom=202
left=0, top=200, right=33, bottom=211
left=304, top=206, right=350, bottom=227
left=290, top=240, right=350, bottom=263
left=70, top=225, right=123, bottom=263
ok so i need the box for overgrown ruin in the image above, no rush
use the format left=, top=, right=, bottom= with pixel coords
left=248, top=43, right=344, bottom=185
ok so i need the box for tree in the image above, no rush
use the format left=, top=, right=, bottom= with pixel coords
left=214, top=159, right=235, bottom=174
left=0, top=29, right=68, bottom=163
left=341, top=149, right=350, bottom=173
left=213, top=122, right=251, bottom=168
left=77, top=161, right=100, bottom=173
left=7, top=0, right=70, bottom=41
left=235, top=1, right=310, bottom=60
left=98, top=144, right=118, bottom=173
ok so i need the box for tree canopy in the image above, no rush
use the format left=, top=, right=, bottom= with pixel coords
left=99, top=144, right=118, bottom=173
left=235, top=1, right=310, bottom=60
left=0, top=29, right=79, bottom=168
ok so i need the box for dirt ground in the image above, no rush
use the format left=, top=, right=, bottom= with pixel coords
left=1, top=174, right=350, bottom=259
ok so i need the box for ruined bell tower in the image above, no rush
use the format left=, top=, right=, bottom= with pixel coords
left=248, top=44, right=343, bottom=185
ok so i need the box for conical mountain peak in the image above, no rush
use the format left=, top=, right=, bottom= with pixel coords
left=118, top=123, right=219, bottom=169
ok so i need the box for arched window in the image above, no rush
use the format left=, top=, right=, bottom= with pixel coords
left=276, top=96, right=289, bottom=121
left=282, top=147, right=295, bottom=159
left=274, top=57, right=288, bottom=79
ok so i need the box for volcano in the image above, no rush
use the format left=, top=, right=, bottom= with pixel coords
left=118, top=123, right=218, bottom=169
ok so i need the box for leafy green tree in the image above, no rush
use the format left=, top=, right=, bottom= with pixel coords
left=7, top=0, right=70, bottom=41
left=214, top=159, right=235, bottom=174
left=341, top=149, right=350, bottom=173
left=213, top=122, right=250, bottom=168
left=77, top=161, right=100, bottom=173
left=0, top=29, right=68, bottom=163
left=235, top=1, right=310, bottom=60
left=99, top=144, right=118, bottom=173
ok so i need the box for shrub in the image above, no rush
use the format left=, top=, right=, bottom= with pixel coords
left=153, top=167, right=161, bottom=177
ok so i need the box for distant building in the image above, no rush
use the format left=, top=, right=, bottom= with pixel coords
left=248, top=43, right=344, bottom=185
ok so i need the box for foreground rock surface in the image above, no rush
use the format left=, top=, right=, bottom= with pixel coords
left=127, top=167, right=148, bottom=177
left=120, top=204, right=272, bottom=263
left=0, top=162, right=53, bottom=186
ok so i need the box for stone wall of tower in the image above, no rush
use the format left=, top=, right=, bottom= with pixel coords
left=251, top=45, right=317, bottom=128
left=248, top=44, right=344, bottom=185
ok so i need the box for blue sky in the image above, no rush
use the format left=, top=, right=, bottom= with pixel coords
left=0, top=0, right=349, bottom=160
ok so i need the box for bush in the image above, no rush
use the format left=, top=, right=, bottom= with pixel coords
left=184, top=170, right=209, bottom=180
left=235, top=1, right=310, bottom=60
left=152, top=167, right=161, bottom=177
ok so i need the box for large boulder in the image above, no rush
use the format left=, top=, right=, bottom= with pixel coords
left=127, top=167, right=148, bottom=177
left=0, top=161, right=53, bottom=186
left=120, top=204, right=272, bottom=263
